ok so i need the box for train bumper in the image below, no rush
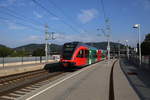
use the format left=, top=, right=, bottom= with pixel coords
left=61, top=62, right=76, bottom=67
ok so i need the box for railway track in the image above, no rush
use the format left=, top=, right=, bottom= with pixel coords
left=0, top=66, right=68, bottom=100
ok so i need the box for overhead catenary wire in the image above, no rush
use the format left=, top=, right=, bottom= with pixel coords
left=47, top=0, right=87, bottom=33
left=32, top=0, right=81, bottom=33
left=97, top=0, right=112, bottom=34
left=3, top=7, right=45, bottom=27
left=0, top=9, right=43, bottom=31
left=100, top=0, right=107, bottom=22
left=0, top=16, right=43, bottom=33
left=0, top=7, right=62, bottom=33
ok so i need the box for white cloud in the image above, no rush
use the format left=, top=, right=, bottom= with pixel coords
left=22, top=35, right=43, bottom=43
left=8, top=23, right=27, bottom=30
left=55, top=33, right=105, bottom=44
left=51, top=17, right=59, bottom=20
left=143, top=0, right=150, bottom=9
left=77, top=8, right=98, bottom=24
left=133, top=0, right=150, bottom=10
left=0, top=0, right=17, bottom=7
left=33, top=11, right=43, bottom=18
left=28, top=35, right=40, bottom=41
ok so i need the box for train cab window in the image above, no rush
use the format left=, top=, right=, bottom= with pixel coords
left=77, top=50, right=84, bottom=58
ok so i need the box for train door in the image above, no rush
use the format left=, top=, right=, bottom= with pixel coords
left=76, top=49, right=87, bottom=66
left=85, top=50, right=89, bottom=65
left=89, top=50, right=92, bottom=64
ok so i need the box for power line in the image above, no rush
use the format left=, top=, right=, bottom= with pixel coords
left=0, top=6, right=64, bottom=33
left=4, top=8, right=45, bottom=26
left=32, top=0, right=80, bottom=33
left=100, top=0, right=107, bottom=21
left=97, top=0, right=107, bottom=24
left=0, top=16, right=43, bottom=33
left=0, top=9, right=43, bottom=31
left=47, top=0, right=87, bottom=33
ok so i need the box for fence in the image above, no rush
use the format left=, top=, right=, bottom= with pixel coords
left=0, top=56, right=53, bottom=67
left=128, top=55, right=150, bottom=70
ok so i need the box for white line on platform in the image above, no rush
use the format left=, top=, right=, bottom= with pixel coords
left=25, top=63, right=99, bottom=100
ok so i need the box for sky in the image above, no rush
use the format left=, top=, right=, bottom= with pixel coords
left=0, top=0, right=150, bottom=48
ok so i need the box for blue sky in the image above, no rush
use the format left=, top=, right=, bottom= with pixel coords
left=0, top=0, right=150, bottom=48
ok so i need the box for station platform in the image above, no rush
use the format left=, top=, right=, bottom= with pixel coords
left=0, top=60, right=56, bottom=77
left=120, top=59, right=150, bottom=100
left=19, top=59, right=139, bottom=100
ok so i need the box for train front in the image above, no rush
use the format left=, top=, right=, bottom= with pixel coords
left=60, top=42, right=78, bottom=67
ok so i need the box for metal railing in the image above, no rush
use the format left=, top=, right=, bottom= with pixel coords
left=0, top=56, right=53, bottom=68
left=128, top=55, right=150, bottom=70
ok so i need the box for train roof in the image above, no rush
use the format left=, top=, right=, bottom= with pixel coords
left=64, top=42, right=98, bottom=50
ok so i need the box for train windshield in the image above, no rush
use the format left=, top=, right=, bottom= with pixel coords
left=62, top=43, right=77, bottom=60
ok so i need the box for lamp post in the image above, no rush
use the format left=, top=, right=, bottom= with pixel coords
left=133, top=24, right=141, bottom=65
left=125, top=40, right=129, bottom=59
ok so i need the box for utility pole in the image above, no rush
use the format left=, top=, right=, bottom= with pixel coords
left=106, top=34, right=110, bottom=60
left=97, top=19, right=111, bottom=61
left=45, top=24, right=48, bottom=63
left=118, top=40, right=120, bottom=59
left=49, top=32, right=56, bottom=56
left=106, top=19, right=111, bottom=61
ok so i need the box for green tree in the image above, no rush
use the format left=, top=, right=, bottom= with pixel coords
left=141, top=33, right=150, bottom=55
left=0, top=46, right=12, bottom=57
left=10, top=50, right=28, bottom=57
left=32, top=49, right=45, bottom=56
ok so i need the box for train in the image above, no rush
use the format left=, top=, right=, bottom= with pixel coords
left=60, top=42, right=107, bottom=68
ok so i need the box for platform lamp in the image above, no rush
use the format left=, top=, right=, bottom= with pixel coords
left=133, top=24, right=141, bottom=65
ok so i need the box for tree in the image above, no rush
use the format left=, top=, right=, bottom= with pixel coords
left=0, top=46, right=12, bottom=57
left=141, top=33, right=150, bottom=55
left=32, top=49, right=45, bottom=63
left=10, top=50, right=28, bottom=57
left=32, top=48, right=45, bottom=56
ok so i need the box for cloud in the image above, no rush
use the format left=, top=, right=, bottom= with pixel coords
left=143, top=0, right=150, bottom=9
left=22, top=35, right=43, bottom=43
left=133, top=0, right=150, bottom=10
left=77, top=8, right=98, bottom=24
left=51, top=17, right=59, bottom=20
left=0, top=0, right=17, bottom=7
left=28, top=35, right=40, bottom=41
left=55, top=33, right=105, bottom=44
left=33, top=11, right=43, bottom=18
left=8, top=23, right=27, bottom=30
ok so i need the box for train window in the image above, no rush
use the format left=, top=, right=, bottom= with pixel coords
left=77, top=50, right=84, bottom=58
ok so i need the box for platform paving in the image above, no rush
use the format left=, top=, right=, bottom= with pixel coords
left=18, top=59, right=139, bottom=100
left=114, top=60, right=139, bottom=100
left=120, top=58, right=150, bottom=100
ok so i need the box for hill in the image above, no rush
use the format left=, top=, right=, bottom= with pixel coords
left=14, top=43, right=62, bottom=55
left=0, top=42, right=126, bottom=57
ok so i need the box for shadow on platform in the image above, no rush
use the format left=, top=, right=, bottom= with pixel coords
left=120, top=58, right=150, bottom=100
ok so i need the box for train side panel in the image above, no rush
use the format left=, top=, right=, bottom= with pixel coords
left=72, top=46, right=89, bottom=66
